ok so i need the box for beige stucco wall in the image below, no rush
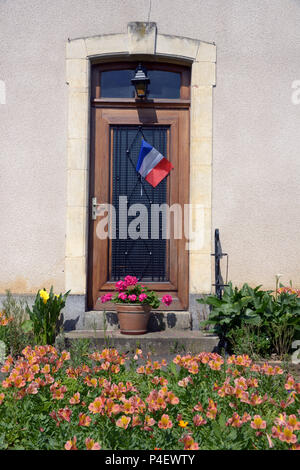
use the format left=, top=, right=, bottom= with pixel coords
left=0, top=0, right=300, bottom=296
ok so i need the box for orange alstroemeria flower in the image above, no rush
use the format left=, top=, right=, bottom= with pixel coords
left=158, top=414, right=173, bottom=429
left=116, top=415, right=131, bottom=429
left=78, top=413, right=91, bottom=427
left=286, top=414, right=300, bottom=431
left=226, top=413, right=243, bottom=428
left=52, top=387, right=66, bottom=400
left=69, top=392, right=80, bottom=405
left=132, top=415, right=142, bottom=427
left=58, top=407, right=72, bottom=423
left=279, top=426, right=297, bottom=444
left=250, top=415, right=266, bottom=430
left=144, top=415, right=156, bottom=427
left=14, top=376, right=26, bottom=388
left=85, top=438, right=101, bottom=450
left=291, top=443, right=300, bottom=450
left=65, top=436, right=77, bottom=450
left=285, top=376, right=295, bottom=391
left=88, top=397, right=105, bottom=414
left=193, top=414, right=207, bottom=426
left=181, top=435, right=199, bottom=450
left=167, top=391, right=179, bottom=405
left=206, top=399, right=217, bottom=420
left=274, top=413, right=287, bottom=427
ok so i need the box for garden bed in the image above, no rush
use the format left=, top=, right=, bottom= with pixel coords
left=0, top=345, right=299, bottom=450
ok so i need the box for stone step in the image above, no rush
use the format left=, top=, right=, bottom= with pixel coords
left=64, top=329, right=219, bottom=357
left=82, top=310, right=191, bottom=332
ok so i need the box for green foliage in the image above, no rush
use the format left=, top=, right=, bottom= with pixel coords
left=69, top=338, right=92, bottom=368
left=227, top=324, right=271, bottom=358
left=197, top=283, right=272, bottom=336
left=197, top=282, right=300, bottom=358
left=0, top=346, right=299, bottom=450
left=0, top=290, right=34, bottom=358
left=25, top=286, right=70, bottom=345
left=0, top=341, right=6, bottom=364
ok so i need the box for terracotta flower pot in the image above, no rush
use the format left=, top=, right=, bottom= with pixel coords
left=116, top=303, right=151, bottom=335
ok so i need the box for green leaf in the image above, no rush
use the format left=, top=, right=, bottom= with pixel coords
left=168, top=361, right=179, bottom=378
left=218, top=414, right=226, bottom=429
left=228, top=429, right=237, bottom=440
left=21, top=319, right=33, bottom=333
left=197, top=296, right=223, bottom=307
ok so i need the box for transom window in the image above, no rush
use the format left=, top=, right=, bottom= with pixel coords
left=91, top=62, right=190, bottom=101
left=100, top=69, right=180, bottom=99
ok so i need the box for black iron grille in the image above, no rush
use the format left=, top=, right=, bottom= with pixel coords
left=111, top=126, right=169, bottom=282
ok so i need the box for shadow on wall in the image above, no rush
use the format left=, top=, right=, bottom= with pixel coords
left=63, top=315, right=80, bottom=332
left=62, top=311, right=178, bottom=332
left=148, top=312, right=177, bottom=331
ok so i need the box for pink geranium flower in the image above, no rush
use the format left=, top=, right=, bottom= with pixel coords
left=128, top=294, right=137, bottom=302
left=124, top=275, right=138, bottom=286
left=139, top=293, right=147, bottom=302
left=118, top=293, right=127, bottom=301
left=100, top=293, right=113, bottom=303
left=115, top=281, right=127, bottom=292
left=161, top=295, right=173, bottom=306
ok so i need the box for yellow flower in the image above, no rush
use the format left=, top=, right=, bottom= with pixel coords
left=178, top=420, right=188, bottom=428
left=39, top=289, right=49, bottom=304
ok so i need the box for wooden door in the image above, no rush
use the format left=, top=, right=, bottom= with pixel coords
left=88, top=65, right=190, bottom=311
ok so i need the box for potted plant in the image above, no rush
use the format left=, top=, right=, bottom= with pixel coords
left=100, top=275, right=173, bottom=335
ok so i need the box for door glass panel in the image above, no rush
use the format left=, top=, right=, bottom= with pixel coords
left=101, top=70, right=180, bottom=99
left=111, top=126, right=169, bottom=282
left=148, top=71, right=180, bottom=99
left=101, top=70, right=135, bottom=98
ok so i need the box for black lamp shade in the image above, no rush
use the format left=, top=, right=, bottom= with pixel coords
left=131, top=63, right=150, bottom=98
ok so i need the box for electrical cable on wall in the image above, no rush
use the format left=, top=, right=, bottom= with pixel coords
left=147, top=0, right=152, bottom=24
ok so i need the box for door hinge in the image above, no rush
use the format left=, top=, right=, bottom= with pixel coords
left=91, top=197, right=101, bottom=220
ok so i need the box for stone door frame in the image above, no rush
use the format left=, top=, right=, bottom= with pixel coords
left=65, top=22, right=216, bottom=323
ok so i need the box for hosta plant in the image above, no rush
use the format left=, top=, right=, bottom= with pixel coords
left=197, top=282, right=300, bottom=357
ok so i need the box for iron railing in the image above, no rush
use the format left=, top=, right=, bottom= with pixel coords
left=211, top=228, right=228, bottom=299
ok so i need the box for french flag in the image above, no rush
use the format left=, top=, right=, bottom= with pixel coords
left=136, top=140, right=174, bottom=188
